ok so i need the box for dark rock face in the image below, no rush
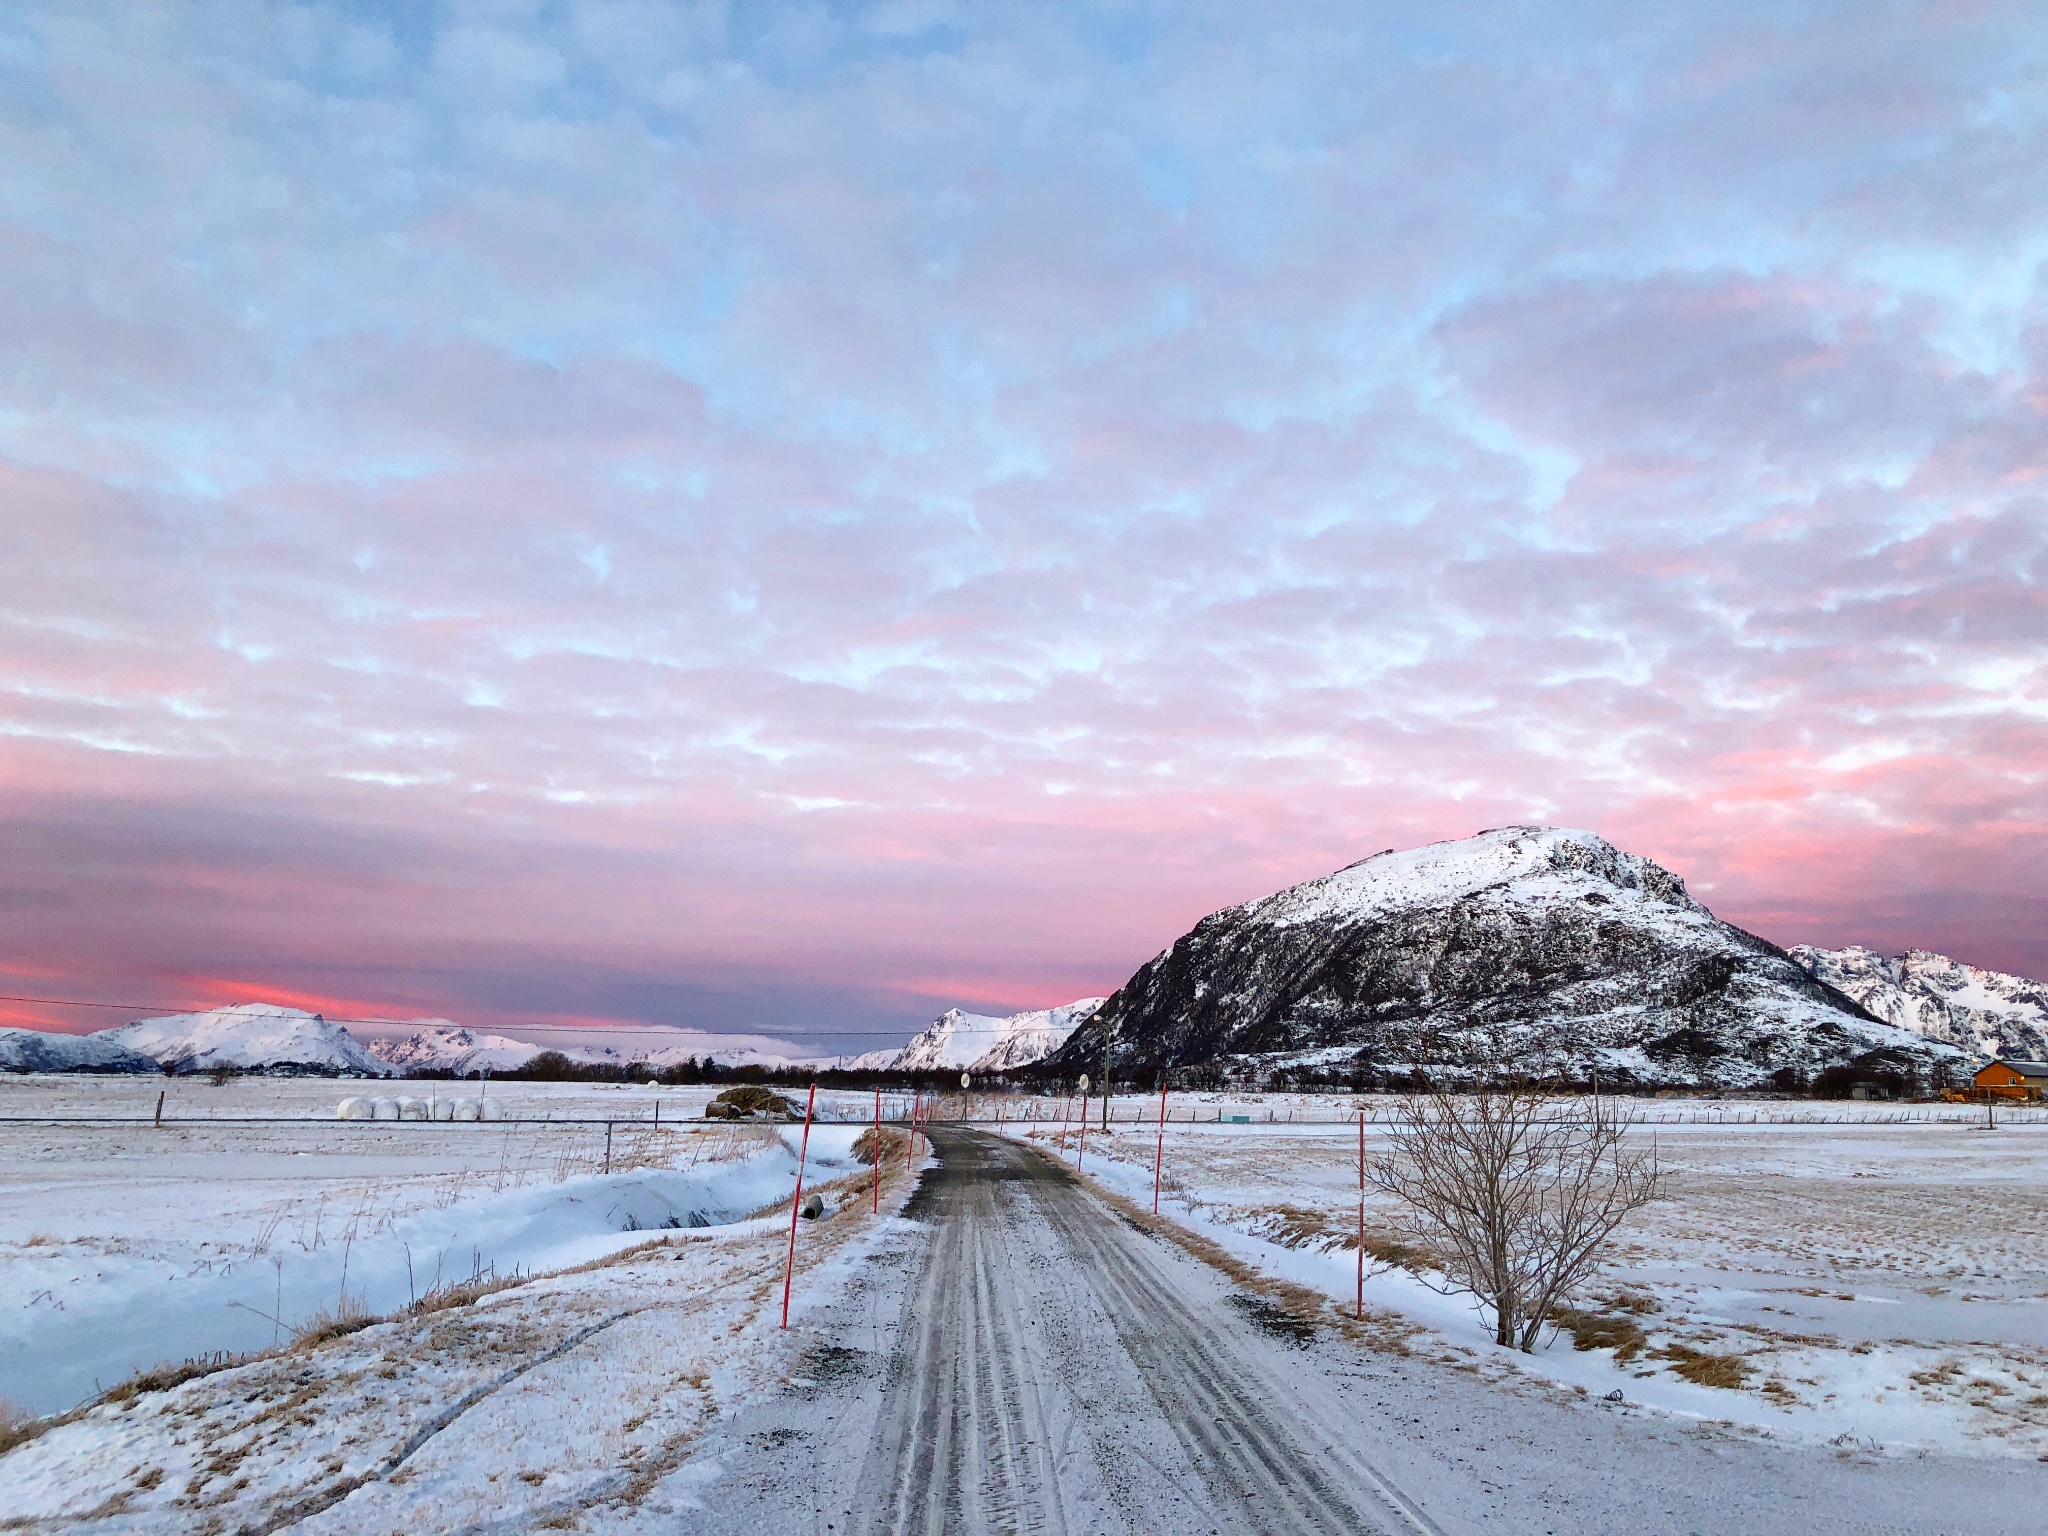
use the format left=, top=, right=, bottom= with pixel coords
left=1049, top=827, right=1964, bottom=1091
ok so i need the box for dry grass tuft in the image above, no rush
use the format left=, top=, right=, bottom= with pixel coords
left=851, top=1126, right=909, bottom=1166
left=1657, top=1343, right=1752, bottom=1389
left=407, top=1272, right=524, bottom=1317
left=1553, top=1305, right=1651, bottom=1362
left=291, top=1290, right=376, bottom=1350
left=0, top=1397, right=42, bottom=1455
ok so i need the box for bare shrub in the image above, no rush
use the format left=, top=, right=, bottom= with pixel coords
left=1368, top=1079, right=1661, bottom=1352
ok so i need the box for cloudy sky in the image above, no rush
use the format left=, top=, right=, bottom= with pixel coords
left=3, top=2, right=2044, bottom=1052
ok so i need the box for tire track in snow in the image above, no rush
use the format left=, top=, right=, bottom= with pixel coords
left=839, top=1128, right=1441, bottom=1536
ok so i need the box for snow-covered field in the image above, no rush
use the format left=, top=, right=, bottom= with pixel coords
left=1033, top=1091, right=2048, bottom=1460
left=8, top=1074, right=2048, bottom=1534
left=0, top=1075, right=909, bottom=1417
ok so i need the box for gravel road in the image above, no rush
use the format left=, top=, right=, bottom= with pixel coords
left=683, top=1128, right=2046, bottom=1535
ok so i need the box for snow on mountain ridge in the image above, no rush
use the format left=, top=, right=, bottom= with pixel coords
left=1052, top=826, right=1962, bottom=1091
left=369, top=1025, right=556, bottom=1075
left=889, top=999, right=1108, bottom=1073
left=1791, top=945, right=2048, bottom=1062
left=0, top=1028, right=162, bottom=1074
left=95, top=1004, right=392, bottom=1077
left=1255, top=826, right=1700, bottom=930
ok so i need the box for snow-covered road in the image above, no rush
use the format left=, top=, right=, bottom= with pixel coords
left=686, top=1128, right=2046, bottom=1536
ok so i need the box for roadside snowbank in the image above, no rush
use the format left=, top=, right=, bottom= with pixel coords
left=2, top=1124, right=861, bottom=1415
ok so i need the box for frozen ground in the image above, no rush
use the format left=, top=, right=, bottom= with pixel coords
left=5, top=1080, right=2047, bottom=1533
left=0, top=1075, right=904, bottom=1415
left=1039, top=1091, right=2048, bottom=1461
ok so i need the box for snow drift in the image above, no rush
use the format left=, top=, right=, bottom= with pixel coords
left=1050, top=826, right=1967, bottom=1091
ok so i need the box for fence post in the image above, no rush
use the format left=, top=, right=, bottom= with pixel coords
left=1152, top=1080, right=1167, bottom=1214
left=781, top=1083, right=818, bottom=1329
left=604, top=1121, right=613, bottom=1175
left=154, top=1089, right=165, bottom=1128
left=872, top=1086, right=882, bottom=1214
left=1356, top=1113, right=1366, bottom=1321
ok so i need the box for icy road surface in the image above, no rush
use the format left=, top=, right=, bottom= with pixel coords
left=688, top=1128, right=2044, bottom=1536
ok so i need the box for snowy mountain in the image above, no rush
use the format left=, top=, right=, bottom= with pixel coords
left=1049, top=826, right=1966, bottom=1092
left=94, top=1004, right=392, bottom=1077
left=1790, top=946, right=2048, bottom=1062
left=369, top=1024, right=557, bottom=1075
left=0, top=1028, right=162, bottom=1074
left=887, top=999, right=1107, bottom=1073
left=367, top=1022, right=841, bottom=1075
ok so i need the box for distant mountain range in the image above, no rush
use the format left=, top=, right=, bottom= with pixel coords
left=1047, top=827, right=1988, bottom=1092
left=1790, top=946, right=2048, bottom=1063
left=850, top=999, right=1107, bottom=1075
left=5, top=831, right=2043, bottom=1088
left=99, top=1004, right=391, bottom=1076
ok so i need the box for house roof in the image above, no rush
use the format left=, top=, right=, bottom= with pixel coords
left=1983, top=1059, right=2048, bottom=1076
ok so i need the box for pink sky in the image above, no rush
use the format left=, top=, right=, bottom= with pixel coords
left=2, top=4, right=2044, bottom=1053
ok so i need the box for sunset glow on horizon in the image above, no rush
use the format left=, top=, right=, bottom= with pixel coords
left=3, top=4, right=2044, bottom=1053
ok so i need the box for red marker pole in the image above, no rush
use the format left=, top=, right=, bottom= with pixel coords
left=871, top=1086, right=882, bottom=1214
left=1152, top=1080, right=1168, bottom=1214
left=780, top=1082, right=818, bottom=1330
left=1355, top=1112, right=1366, bottom=1321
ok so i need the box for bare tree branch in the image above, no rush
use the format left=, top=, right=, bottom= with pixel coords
left=1367, top=1071, right=1661, bottom=1352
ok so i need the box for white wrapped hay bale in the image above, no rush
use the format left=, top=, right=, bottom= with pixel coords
left=479, top=1099, right=509, bottom=1121
left=430, top=1097, right=454, bottom=1121
left=452, top=1098, right=480, bottom=1122
left=337, top=1096, right=372, bottom=1120
left=370, top=1097, right=399, bottom=1120
left=396, top=1097, right=426, bottom=1121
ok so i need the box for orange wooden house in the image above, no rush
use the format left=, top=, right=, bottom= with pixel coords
left=1974, top=1060, right=2048, bottom=1101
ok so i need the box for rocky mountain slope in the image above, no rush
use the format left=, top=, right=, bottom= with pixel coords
left=0, top=1028, right=162, bottom=1074
left=1048, top=827, right=1965, bottom=1091
left=878, top=999, right=1107, bottom=1073
left=1791, top=946, right=2048, bottom=1062
left=368, top=1024, right=559, bottom=1075
left=95, top=1004, right=392, bottom=1077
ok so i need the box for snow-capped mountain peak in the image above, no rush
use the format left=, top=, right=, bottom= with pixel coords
left=1791, top=945, right=2048, bottom=1062
left=1049, top=826, right=1964, bottom=1091
left=889, top=999, right=1108, bottom=1073
left=1254, top=825, right=1699, bottom=930
left=94, top=1003, right=392, bottom=1077
left=369, top=1024, right=552, bottom=1075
